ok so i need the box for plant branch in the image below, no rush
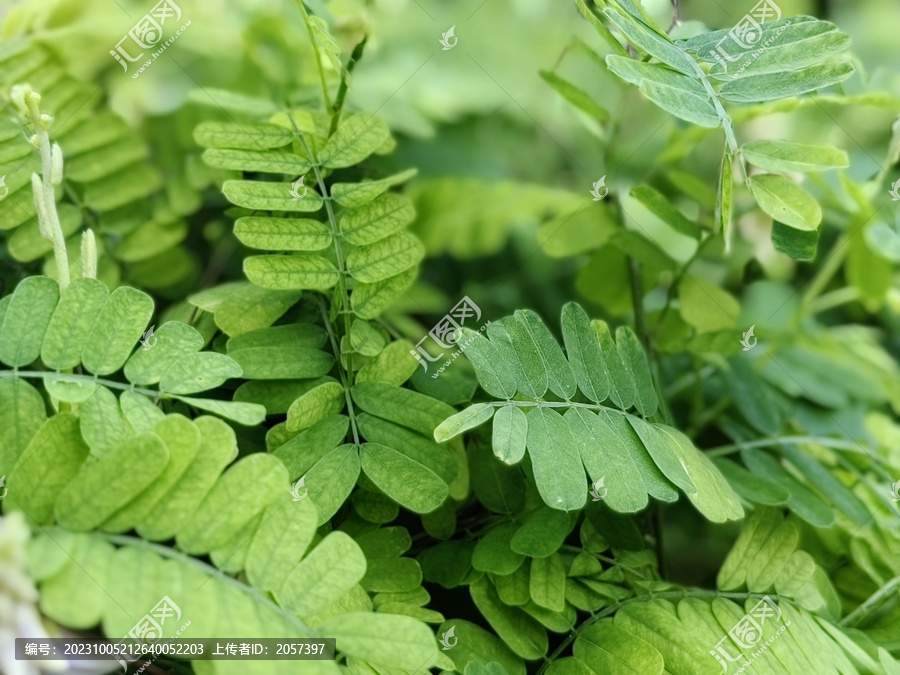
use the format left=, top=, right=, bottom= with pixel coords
left=328, top=36, right=367, bottom=137
left=839, top=576, right=900, bottom=628
left=294, top=0, right=333, bottom=111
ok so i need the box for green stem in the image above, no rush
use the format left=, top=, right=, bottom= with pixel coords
left=838, top=576, right=900, bottom=628
left=809, top=286, right=859, bottom=315
left=794, top=234, right=850, bottom=327
left=0, top=370, right=159, bottom=397
left=328, top=37, right=367, bottom=137
left=294, top=0, right=333, bottom=111
left=316, top=297, right=362, bottom=448
left=706, top=435, right=878, bottom=458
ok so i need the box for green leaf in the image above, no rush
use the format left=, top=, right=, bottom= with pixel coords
left=55, top=434, right=169, bottom=531
left=510, top=507, right=572, bottom=558
left=678, top=276, right=740, bottom=331
left=752, top=174, right=822, bottom=227
left=515, top=309, right=576, bottom=400
left=202, top=148, right=311, bottom=174
left=223, top=180, right=324, bottom=212
left=630, top=185, right=700, bottom=238
left=349, top=319, right=385, bottom=357
left=741, top=449, right=835, bottom=527
left=469, top=443, right=526, bottom=514
left=228, top=340, right=333, bottom=380
left=561, top=303, right=610, bottom=404
left=717, top=151, right=733, bottom=247
left=316, top=612, right=438, bottom=670
left=172, top=397, right=266, bottom=426
left=243, top=254, right=339, bottom=290
left=639, top=79, right=720, bottom=128
left=350, top=266, right=417, bottom=320
left=772, top=219, right=821, bottom=260
left=720, top=63, right=855, bottom=103
left=591, top=320, right=635, bottom=410
left=193, top=122, right=293, bottom=150
left=81, top=286, right=154, bottom=376
left=494, top=318, right=547, bottom=399
left=780, top=445, right=870, bottom=526
left=278, top=531, right=367, bottom=617
left=331, top=168, right=418, bottom=208
left=602, top=8, right=695, bottom=75
left=0, top=378, right=46, bottom=474
left=712, top=457, right=790, bottom=506
left=352, top=382, right=456, bottom=438
left=176, top=453, right=287, bottom=553
left=615, top=327, right=658, bottom=416
left=346, top=232, right=425, bottom=283
left=235, top=217, right=332, bottom=251
left=159, top=352, right=242, bottom=395
left=492, top=405, right=528, bottom=465
left=0, top=276, right=59, bottom=368
left=272, top=414, right=349, bottom=478
left=7, top=414, right=89, bottom=524
left=355, top=339, right=418, bottom=386
left=530, top=554, right=566, bottom=611
left=539, top=70, right=609, bottom=120
left=470, top=576, right=548, bottom=660
left=600, top=411, right=678, bottom=502
left=458, top=327, right=517, bottom=399
left=573, top=621, right=664, bottom=674
left=286, top=381, right=345, bottom=432
left=123, top=321, right=205, bottom=385
left=527, top=407, right=586, bottom=512
left=359, top=442, right=449, bottom=514
left=438, top=619, right=526, bottom=675
left=318, top=115, right=391, bottom=168
left=78, top=385, right=127, bottom=458
left=82, top=164, right=163, bottom=211
left=340, top=194, right=415, bottom=246
left=565, top=408, right=648, bottom=513
left=472, top=523, right=526, bottom=575
left=626, top=416, right=696, bottom=496
left=119, top=390, right=165, bottom=434
left=741, top=140, right=849, bottom=173
left=246, top=496, right=318, bottom=591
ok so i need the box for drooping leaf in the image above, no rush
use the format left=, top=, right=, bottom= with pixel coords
left=492, top=405, right=528, bottom=465
left=0, top=276, right=59, bottom=368
left=81, top=286, right=154, bottom=376
left=40, top=278, right=108, bottom=370
left=526, top=407, right=586, bottom=512
left=741, top=140, right=849, bottom=173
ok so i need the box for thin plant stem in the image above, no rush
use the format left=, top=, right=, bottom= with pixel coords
left=294, top=0, right=333, bottom=111
left=328, top=36, right=367, bottom=137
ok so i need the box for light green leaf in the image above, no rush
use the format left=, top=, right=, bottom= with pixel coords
left=349, top=319, right=385, bottom=357
left=331, top=168, right=418, bottom=208
left=603, top=8, right=695, bottom=75
left=561, top=303, right=610, bottom=404
left=712, top=457, right=790, bottom=506
left=78, top=385, right=127, bottom=458
left=638, top=80, right=720, bottom=128
left=359, top=442, right=449, bottom=514
left=189, top=88, right=279, bottom=115
left=574, top=621, right=664, bottom=674
left=355, top=339, right=419, bottom=386
left=316, top=612, right=438, bottom=671
left=244, top=255, right=339, bottom=290
left=246, top=496, right=318, bottom=591
left=530, top=554, right=566, bottom=612
left=438, top=619, right=526, bottom=675
left=223, top=180, right=323, bottom=212
left=193, top=122, right=293, bottom=150
left=55, top=434, right=169, bottom=531
left=615, top=327, right=658, bottom=416
left=318, top=115, right=391, bottom=169
left=228, top=342, right=333, bottom=380
left=351, top=382, right=456, bottom=438
left=41, top=279, right=109, bottom=370
left=81, top=286, right=154, bottom=376
left=340, top=194, right=415, bottom=246
left=720, top=63, right=855, bottom=103
left=780, top=445, right=870, bottom=526
left=751, top=174, right=821, bottom=227
left=678, top=276, right=740, bottom=331
left=772, top=219, right=821, bottom=260
left=346, top=232, right=425, bottom=283
left=741, top=140, right=849, bottom=173
left=626, top=416, right=696, bottom=496
left=172, top=397, right=267, bottom=426
left=0, top=276, right=59, bottom=368
left=470, top=576, right=548, bottom=660
left=458, top=327, right=517, bottom=399
left=492, top=405, right=528, bottom=465
left=202, top=148, right=311, bottom=174
left=0, top=378, right=46, bottom=474
left=472, top=523, right=526, bottom=576
left=7, top=414, right=89, bottom=524
left=176, top=453, right=287, bottom=554
left=286, top=381, right=345, bottom=432
left=527, top=407, right=586, bottom=512
left=629, top=185, right=699, bottom=239
left=495, top=318, right=547, bottom=399
left=123, top=321, right=204, bottom=385
left=717, top=151, right=733, bottom=248
left=279, top=531, right=367, bottom=617
left=350, top=266, right=417, bottom=320
left=599, top=410, right=679, bottom=503
left=159, top=352, right=242, bottom=395
left=434, top=403, right=496, bottom=444
left=82, top=164, right=162, bottom=211
left=539, top=70, right=609, bottom=120
left=119, top=390, right=165, bottom=434
left=235, top=217, right=331, bottom=251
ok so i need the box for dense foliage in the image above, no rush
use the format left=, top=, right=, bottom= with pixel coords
left=1, top=0, right=899, bottom=674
